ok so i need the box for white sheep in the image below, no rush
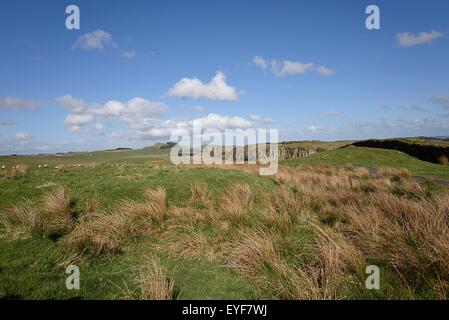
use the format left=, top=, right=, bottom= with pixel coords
left=44, top=164, right=48, bottom=168
left=38, top=165, right=42, bottom=168
left=1, top=165, right=5, bottom=169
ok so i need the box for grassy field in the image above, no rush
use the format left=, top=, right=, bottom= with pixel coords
left=283, top=146, right=449, bottom=180
left=1, top=144, right=449, bottom=300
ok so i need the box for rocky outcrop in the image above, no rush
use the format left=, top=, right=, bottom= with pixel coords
left=278, top=146, right=316, bottom=160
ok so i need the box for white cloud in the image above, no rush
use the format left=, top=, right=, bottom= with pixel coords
left=275, top=60, right=314, bottom=76
left=73, top=29, right=116, bottom=50
left=396, top=30, right=443, bottom=47
left=56, top=95, right=86, bottom=113
left=252, top=56, right=268, bottom=70
left=56, top=96, right=168, bottom=132
left=316, top=66, right=335, bottom=76
left=253, top=56, right=334, bottom=76
left=198, top=113, right=252, bottom=130
left=121, top=51, right=136, bottom=59
left=15, top=132, right=29, bottom=140
left=132, top=113, right=253, bottom=141
left=0, top=96, right=41, bottom=109
left=91, top=101, right=126, bottom=117
left=168, top=71, right=238, bottom=101
left=249, top=114, right=274, bottom=124
left=125, top=97, right=167, bottom=117
left=64, top=113, right=95, bottom=126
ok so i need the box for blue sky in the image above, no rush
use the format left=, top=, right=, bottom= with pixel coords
left=1, top=0, right=449, bottom=155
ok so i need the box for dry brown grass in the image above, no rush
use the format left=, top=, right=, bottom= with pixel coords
left=1, top=186, right=74, bottom=237
left=343, top=192, right=449, bottom=289
left=0, top=199, right=41, bottom=234
left=60, top=187, right=167, bottom=258
left=155, top=225, right=216, bottom=261
left=190, top=182, right=213, bottom=209
left=378, top=167, right=412, bottom=180
left=9, top=164, right=28, bottom=179
left=59, top=212, right=131, bottom=258
left=438, top=155, right=449, bottom=165
left=219, top=182, right=253, bottom=222
left=137, top=257, right=176, bottom=300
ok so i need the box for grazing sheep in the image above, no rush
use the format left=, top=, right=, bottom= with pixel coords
left=1, top=165, right=5, bottom=169
left=38, top=165, right=42, bottom=168
left=44, top=164, right=48, bottom=168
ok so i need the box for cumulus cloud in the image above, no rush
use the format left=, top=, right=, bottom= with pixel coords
left=64, top=113, right=95, bottom=126
left=73, top=29, right=116, bottom=50
left=57, top=96, right=168, bottom=132
left=168, top=71, right=238, bottom=101
left=396, top=30, right=443, bottom=47
left=133, top=113, right=253, bottom=141
left=0, top=96, right=41, bottom=109
left=56, top=95, right=86, bottom=113
left=253, top=56, right=334, bottom=76
left=252, top=56, right=268, bottom=70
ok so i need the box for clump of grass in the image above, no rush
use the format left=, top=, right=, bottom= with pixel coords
left=227, top=229, right=280, bottom=282
left=60, top=187, right=167, bottom=259
left=219, top=182, right=253, bottom=222
left=378, top=167, right=411, bottom=180
left=137, top=257, right=176, bottom=300
left=190, top=182, right=213, bottom=209
left=9, top=164, right=28, bottom=179
left=58, top=212, right=131, bottom=258
left=0, top=199, right=41, bottom=234
left=438, top=155, right=449, bottom=165
left=1, top=186, right=74, bottom=238
left=344, top=192, right=449, bottom=293
left=155, top=225, right=215, bottom=261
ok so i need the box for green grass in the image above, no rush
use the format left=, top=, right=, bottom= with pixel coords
left=283, top=146, right=449, bottom=180
left=2, top=143, right=449, bottom=300
left=0, top=159, right=274, bottom=300
left=0, top=145, right=172, bottom=168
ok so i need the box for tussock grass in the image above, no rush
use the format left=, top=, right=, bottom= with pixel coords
left=137, top=257, right=176, bottom=300
left=9, top=164, right=29, bottom=179
left=190, top=182, right=213, bottom=209
left=344, top=192, right=449, bottom=289
left=1, top=186, right=74, bottom=238
left=219, top=182, right=253, bottom=222
left=59, top=187, right=167, bottom=259
left=4, top=160, right=449, bottom=299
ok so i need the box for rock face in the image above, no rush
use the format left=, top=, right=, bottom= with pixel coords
left=223, top=145, right=315, bottom=162
left=353, top=139, right=449, bottom=164
left=278, top=147, right=316, bottom=160
left=179, top=144, right=317, bottom=162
